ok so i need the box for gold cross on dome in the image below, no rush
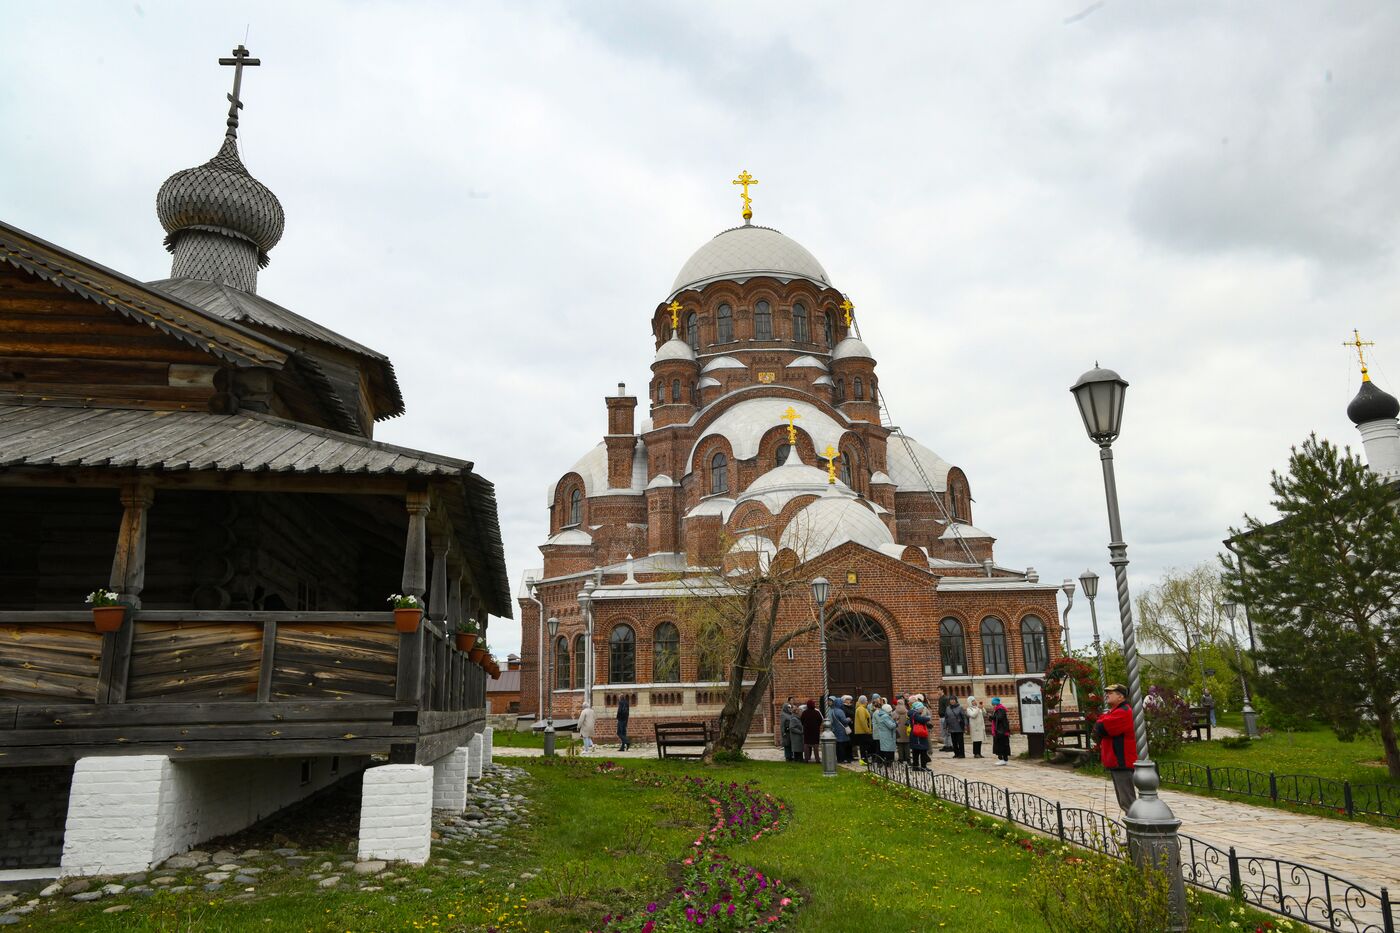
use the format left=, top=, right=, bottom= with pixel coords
left=823, top=444, right=840, bottom=484
left=668, top=300, right=683, bottom=331
left=781, top=406, right=801, bottom=446
left=839, top=298, right=854, bottom=328
left=1344, top=329, right=1376, bottom=382
left=732, top=170, right=758, bottom=222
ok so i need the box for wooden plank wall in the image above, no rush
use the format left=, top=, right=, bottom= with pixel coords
left=272, top=623, right=398, bottom=700
left=0, top=489, right=121, bottom=610
left=125, top=621, right=263, bottom=701
left=0, top=622, right=102, bottom=701
left=0, top=263, right=219, bottom=411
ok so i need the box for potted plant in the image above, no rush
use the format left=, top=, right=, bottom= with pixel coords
left=454, top=619, right=479, bottom=653
left=86, top=588, right=125, bottom=632
left=468, top=640, right=488, bottom=665
left=489, top=657, right=502, bottom=680
left=387, top=594, right=423, bottom=633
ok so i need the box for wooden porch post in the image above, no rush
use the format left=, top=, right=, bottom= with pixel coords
left=97, top=480, right=154, bottom=705
left=397, top=490, right=430, bottom=705
left=428, top=527, right=450, bottom=626
left=447, top=562, right=464, bottom=710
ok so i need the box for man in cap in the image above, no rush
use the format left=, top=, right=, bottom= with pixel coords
left=1093, top=684, right=1138, bottom=811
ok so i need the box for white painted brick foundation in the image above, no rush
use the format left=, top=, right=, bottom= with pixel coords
left=431, top=747, right=469, bottom=811
left=59, top=754, right=365, bottom=877
left=483, top=727, right=494, bottom=768
left=466, top=733, right=484, bottom=780
left=357, top=765, right=433, bottom=864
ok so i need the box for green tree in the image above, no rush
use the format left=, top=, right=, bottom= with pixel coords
left=1224, top=434, right=1400, bottom=778
left=1135, top=563, right=1231, bottom=701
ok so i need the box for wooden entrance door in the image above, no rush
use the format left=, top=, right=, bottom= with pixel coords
left=826, top=614, right=892, bottom=701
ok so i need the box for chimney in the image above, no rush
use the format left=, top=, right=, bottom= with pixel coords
left=605, top=384, right=639, bottom=489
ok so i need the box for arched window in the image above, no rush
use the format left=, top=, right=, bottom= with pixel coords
left=824, top=311, right=834, bottom=346
left=686, top=312, right=698, bottom=350
left=1021, top=616, right=1049, bottom=673
left=653, top=622, right=680, bottom=683
left=554, top=636, right=570, bottom=689
left=709, top=452, right=728, bottom=494
left=754, top=300, right=772, bottom=340
left=836, top=379, right=846, bottom=401
left=775, top=443, right=791, bottom=466
left=940, top=618, right=966, bottom=676
left=608, top=624, right=636, bottom=683
left=671, top=379, right=681, bottom=402
left=569, top=488, right=583, bottom=526
left=949, top=481, right=962, bottom=520
left=793, top=303, right=808, bottom=342
left=839, top=454, right=853, bottom=487
left=854, top=377, right=864, bottom=400
left=717, top=304, right=733, bottom=342
left=697, top=621, right=724, bottom=681
left=981, top=617, right=1009, bottom=675
left=656, top=382, right=664, bottom=404
left=573, top=633, right=586, bottom=688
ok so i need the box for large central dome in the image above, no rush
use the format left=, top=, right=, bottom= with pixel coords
left=671, top=225, right=830, bottom=296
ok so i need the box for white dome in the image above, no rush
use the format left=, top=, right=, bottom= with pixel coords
left=736, top=448, right=847, bottom=512
left=654, top=334, right=696, bottom=364
left=832, top=337, right=873, bottom=361
left=701, top=355, right=745, bottom=374
left=546, top=439, right=649, bottom=504
left=671, top=225, right=830, bottom=295
left=697, top=376, right=721, bottom=389
left=728, top=533, right=777, bottom=557
left=780, top=494, right=895, bottom=557
left=787, top=355, right=828, bottom=371
left=689, top=397, right=850, bottom=464
left=942, top=522, right=993, bottom=540
left=546, top=528, right=593, bottom=546
left=885, top=436, right=952, bottom=492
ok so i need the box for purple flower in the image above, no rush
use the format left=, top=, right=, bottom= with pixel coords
left=647, top=903, right=658, bottom=913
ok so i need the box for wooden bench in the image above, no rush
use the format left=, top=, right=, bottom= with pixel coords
left=1056, top=712, right=1091, bottom=749
left=655, top=722, right=710, bottom=760
left=1186, top=707, right=1213, bottom=742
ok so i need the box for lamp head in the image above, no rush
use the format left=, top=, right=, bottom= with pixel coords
left=1061, top=579, right=1076, bottom=600
left=1070, top=364, right=1128, bottom=446
left=810, top=576, right=830, bottom=606
left=1222, top=601, right=1236, bottom=621
left=546, top=615, right=560, bottom=637
left=1078, top=569, right=1099, bottom=600
left=578, top=579, right=595, bottom=610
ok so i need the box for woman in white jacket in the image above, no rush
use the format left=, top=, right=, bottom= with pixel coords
left=578, top=702, right=597, bottom=753
left=965, top=697, right=987, bottom=759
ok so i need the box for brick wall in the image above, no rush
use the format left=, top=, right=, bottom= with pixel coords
left=357, top=764, right=433, bottom=864
left=0, top=765, right=72, bottom=869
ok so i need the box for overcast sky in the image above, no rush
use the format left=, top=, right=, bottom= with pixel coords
left=4, top=2, right=1398, bottom=657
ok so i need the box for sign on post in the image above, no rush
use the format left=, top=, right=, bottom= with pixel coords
left=1018, top=679, right=1044, bottom=734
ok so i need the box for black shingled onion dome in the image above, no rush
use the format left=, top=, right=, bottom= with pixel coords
left=1347, top=379, right=1400, bottom=426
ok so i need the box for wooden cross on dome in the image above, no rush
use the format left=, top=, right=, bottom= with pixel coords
left=781, top=406, right=801, bottom=446
left=668, top=300, right=683, bottom=332
left=823, top=444, right=840, bottom=485
left=839, top=298, right=855, bottom=328
left=1344, top=329, right=1376, bottom=382
left=219, top=44, right=260, bottom=140
left=732, top=170, right=758, bottom=223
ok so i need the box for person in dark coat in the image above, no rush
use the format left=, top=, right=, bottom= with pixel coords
left=785, top=704, right=805, bottom=762
left=779, top=703, right=798, bottom=762
left=830, top=695, right=853, bottom=763
left=799, top=698, right=823, bottom=762
left=1094, top=684, right=1138, bottom=811
left=945, top=697, right=968, bottom=758
left=894, top=697, right=911, bottom=764
left=616, top=695, right=630, bottom=751
left=990, top=697, right=1012, bottom=765
left=937, top=690, right=955, bottom=751
left=908, top=701, right=934, bottom=771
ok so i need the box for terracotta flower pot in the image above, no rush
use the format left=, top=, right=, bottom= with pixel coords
left=92, top=605, right=125, bottom=633
left=468, top=646, right=487, bottom=664
left=455, top=632, right=478, bottom=653
left=490, top=667, right=502, bottom=680
left=393, top=608, right=423, bottom=633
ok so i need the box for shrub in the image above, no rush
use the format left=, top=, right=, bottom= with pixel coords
left=1145, top=685, right=1193, bottom=755
left=1030, top=848, right=1173, bottom=932
left=710, top=748, right=748, bottom=764
left=1218, top=735, right=1251, bottom=750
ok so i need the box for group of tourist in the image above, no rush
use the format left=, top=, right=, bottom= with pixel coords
left=777, top=691, right=1014, bottom=770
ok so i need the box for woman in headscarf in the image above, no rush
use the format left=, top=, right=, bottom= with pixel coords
left=799, top=698, right=823, bottom=762
left=854, top=695, right=873, bottom=763
left=779, top=703, right=800, bottom=762
left=578, top=701, right=597, bottom=754
left=830, top=695, right=853, bottom=763
left=908, top=700, right=933, bottom=771
left=873, top=702, right=897, bottom=765
left=966, top=696, right=987, bottom=759
left=990, top=697, right=1012, bottom=765
left=894, top=697, right=911, bottom=764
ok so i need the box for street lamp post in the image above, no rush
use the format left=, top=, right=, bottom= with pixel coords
left=544, top=616, right=559, bottom=757
left=579, top=580, right=596, bottom=710
left=811, top=576, right=836, bottom=778
left=1060, top=579, right=1076, bottom=653
left=1079, top=570, right=1109, bottom=693
left=1072, top=364, right=1187, bottom=930
left=1222, top=601, right=1259, bottom=738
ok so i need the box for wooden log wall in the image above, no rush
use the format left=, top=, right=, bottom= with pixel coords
left=0, top=263, right=220, bottom=411
left=0, top=621, right=101, bottom=701
left=126, top=621, right=263, bottom=702
left=0, top=488, right=121, bottom=610
left=271, top=622, right=398, bottom=700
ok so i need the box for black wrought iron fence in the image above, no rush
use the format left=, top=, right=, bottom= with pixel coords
left=1155, top=760, right=1400, bottom=820
left=866, top=760, right=1396, bottom=933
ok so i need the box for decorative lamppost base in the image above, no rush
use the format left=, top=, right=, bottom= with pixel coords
left=1241, top=706, right=1260, bottom=739
left=1124, top=760, right=1188, bottom=931
left=821, top=728, right=837, bottom=778
left=543, top=725, right=556, bottom=758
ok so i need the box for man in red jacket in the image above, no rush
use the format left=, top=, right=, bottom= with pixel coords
left=1094, top=684, right=1138, bottom=812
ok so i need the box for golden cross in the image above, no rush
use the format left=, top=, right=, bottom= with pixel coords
left=823, top=444, right=840, bottom=484
left=732, top=170, right=758, bottom=222
left=781, top=406, right=801, bottom=446
left=668, top=300, right=683, bottom=332
left=839, top=298, right=854, bottom=328
left=1344, top=329, right=1376, bottom=382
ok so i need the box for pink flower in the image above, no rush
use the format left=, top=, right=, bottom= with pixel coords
left=780, top=897, right=792, bottom=907
left=643, top=923, right=655, bottom=933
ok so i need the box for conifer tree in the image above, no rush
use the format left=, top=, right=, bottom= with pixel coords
left=1224, top=434, right=1400, bottom=778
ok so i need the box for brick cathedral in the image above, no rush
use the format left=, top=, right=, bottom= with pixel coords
left=518, top=180, right=1063, bottom=743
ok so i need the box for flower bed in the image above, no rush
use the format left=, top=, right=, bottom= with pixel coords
left=592, top=772, right=803, bottom=931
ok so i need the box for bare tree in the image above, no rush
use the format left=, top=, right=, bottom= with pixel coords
left=1135, top=563, right=1233, bottom=688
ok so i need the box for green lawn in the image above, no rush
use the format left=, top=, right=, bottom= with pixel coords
left=491, top=727, right=578, bottom=750
left=11, top=756, right=1294, bottom=932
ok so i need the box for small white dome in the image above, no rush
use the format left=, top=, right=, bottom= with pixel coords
left=685, top=497, right=737, bottom=521
left=697, top=376, right=721, bottom=389
left=736, top=448, right=846, bottom=512
left=728, top=533, right=777, bottom=556
left=654, top=333, right=696, bottom=364
left=546, top=528, right=593, bottom=546
left=701, top=355, right=746, bottom=374
left=942, top=522, right=993, bottom=540
left=646, top=473, right=677, bottom=489
left=671, top=225, right=830, bottom=295
left=780, top=495, right=894, bottom=557
left=689, top=397, right=849, bottom=464
left=812, top=375, right=834, bottom=387
left=886, top=436, right=951, bottom=492
left=787, top=355, right=828, bottom=371
left=832, top=337, right=873, bottom=361
left=870, top=471, right=895, bottom=486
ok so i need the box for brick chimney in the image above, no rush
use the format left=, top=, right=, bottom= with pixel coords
left=605, top=383, right=638, bottom=489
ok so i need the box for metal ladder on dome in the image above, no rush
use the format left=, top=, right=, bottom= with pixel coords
left=851, top=308, right=981, bottom=568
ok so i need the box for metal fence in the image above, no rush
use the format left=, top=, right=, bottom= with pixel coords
left=1155, top=759, right=1400, bottom=820
left=865, top=760, right=1396, bottom=933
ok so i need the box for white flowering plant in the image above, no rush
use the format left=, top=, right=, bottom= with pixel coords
left=85, top=588, right=121, bottom=607
left=387, top=594, right=422, bottom=610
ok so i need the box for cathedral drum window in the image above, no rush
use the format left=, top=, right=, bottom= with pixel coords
left=824, top=309, right=834, bottom=346
left=717, top=303, right=733, bottom=342
left=686, top=312, right=699, bottom=350
left=1021, top=615, right=1049, bottom=673
left=754, top=300, right=772, bottom=340
left=981, top=617, right=1009, bottom=675
left=609, top=624, right=636, bottom=684
left=793, top=303, right=808, bottom=342
left=653, top=621, right=680, bottom=682
left=555, top=636, right=571, bottom=689
left=939, top=618, right=966, bottom=676
left=709, top=451, right=729, bottom=494
left=569, top=487, right=583, bottom=526
left=672, top=379, right=682, bottom=402
left=854, top=377, right=865, bottom=400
